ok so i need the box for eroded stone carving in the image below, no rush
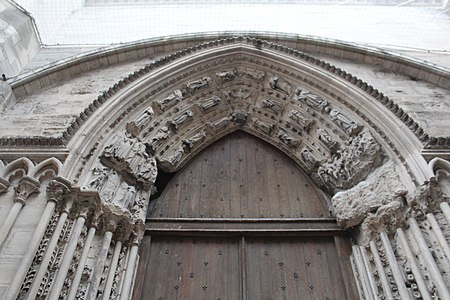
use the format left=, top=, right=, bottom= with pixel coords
left=208, top=116, right=231, bottom=130
left=167, top=145, right=186, bottom=165
left=317, top=128, right=339, bottom=152
left=253, top=118, right=275, bottom=135
left=157, top=90, right=183, bottom=111
left=330, top=160, right=405, bottom=229
left=288, top=109, right=315, bottom=131
left=328, top=108, right=362, bottom=135
left=148, top=126, right=171, bottom=150
left=169, top=110, right=194, bottom=131
left=182, top=130, right=207, bottom=150
left=268, top=76, right=291, bottom=95
left=239, top=68, right=265, bottom=81
left=301, top=148, right=320, bottom=168
left=223, top=89, right=251, bottom=102
left=231, top=110, right=248, bottom=127
left=126, top=107, right=154, bottom=137
left=293, top=87, right=328, bottom=110
left=313, top=129, right=383, bottom=193
left=215, top=70, right=236, bottom=82
left=407, top=181, right=447, bottom=218
left=100, top=132, right=157, bottom=188
left=88, top=166, right=110, bottom=190
left=277, top=130, right=299, bottom=149
left=186, top=77, right=212, bottom=93
left=198, top=96, right=221, bottom=111
left=262, top=99, right=283, bottom=114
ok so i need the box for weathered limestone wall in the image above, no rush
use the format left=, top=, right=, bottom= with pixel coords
left=0, top=0, right=39, bottom=78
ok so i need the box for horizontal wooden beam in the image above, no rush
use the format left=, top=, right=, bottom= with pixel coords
left=145, top=218, right=346, bottom=236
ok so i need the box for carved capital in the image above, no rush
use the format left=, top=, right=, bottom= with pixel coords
left=46, top=176, right=71, bottom=204
left=14, top=176, right=40, bottom=205
left=407, top=180, right=447, bottom=219
left=0, top=176, right=10, bottom=194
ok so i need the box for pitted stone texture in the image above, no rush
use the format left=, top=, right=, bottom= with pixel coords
left=0, top=59, right=152, bottom=137
left=331, top=160, right=406, bottom=229
left=315, top=53, right=450, bottom=138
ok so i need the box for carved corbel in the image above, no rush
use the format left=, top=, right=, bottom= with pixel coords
left=0, top=176, right=11, bottom=194
left=14, top=176, right=40, bottom=205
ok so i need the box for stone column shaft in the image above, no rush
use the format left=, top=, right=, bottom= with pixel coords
left=102, top=240, right=122, bottom=300
left=4, top=201, right=56, bottom=300
left=379, top=232, right=410, bottom=300
left=440, top=202, right=450, bottom=226
left=67, top=226, right=96, bottom=300
left=396, top=228, right=432, bottom=300
left=48, top=216, right=86, bottom=300
left=369, top=241, right=394, bottom=300
left=26, top=211, right=69, bottom=300
left=87, top=230, right=113, bottom=300
left=409, top=218, right=450, bottom=299
left=427, top=213, right=450, bottom=264
left=0, top=202, right=24, bottom=247
left=351, top=245, right=375, bottom=300
left=119, top=244, right=139, bottom=300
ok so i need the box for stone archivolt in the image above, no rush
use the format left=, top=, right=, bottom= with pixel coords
left=1, top=37, right=449, bottom=300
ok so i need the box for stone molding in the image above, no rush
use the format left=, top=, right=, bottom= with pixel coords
left=1, top=35, right=447, bottom=152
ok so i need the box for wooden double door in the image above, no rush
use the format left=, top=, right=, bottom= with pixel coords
left=133, top=132, right=357, bottom=299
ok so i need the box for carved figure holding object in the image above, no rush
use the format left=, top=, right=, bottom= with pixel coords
left=157, top=90, right=183, bottom=110
left=269, top=76, right=291, bottom=95
left=294, top=87, right=328, bottom=110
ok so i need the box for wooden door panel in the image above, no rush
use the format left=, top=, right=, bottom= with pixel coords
left=245, top=237, right=349, bottom=300
left=150, top=132, right=331, bottom=219
left=138, top=236, right=240, bottom=300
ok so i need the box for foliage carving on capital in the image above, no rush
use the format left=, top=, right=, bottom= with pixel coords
left=46, top=177, right=71, bottom=205
left=14, top=176, right=40, bottom=205
left=407, top=180, right=447, bottom=219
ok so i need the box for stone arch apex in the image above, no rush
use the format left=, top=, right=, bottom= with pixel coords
left=62, top=39, right=435, bottom=203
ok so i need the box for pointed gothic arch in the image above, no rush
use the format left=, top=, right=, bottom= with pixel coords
left=1, top=34, right=449, bottom=300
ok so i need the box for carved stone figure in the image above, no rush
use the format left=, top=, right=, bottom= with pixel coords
left=208, top=116, right=231, bottom=130
left=317, top=128, right=338, bottom=151
left=253, top=118, right=275, bottom=135
left=148, top=126, right=171, bottom=149
left=288, top=109, right=315, bottom=131
left=112, top=182, right=136, bottom=208
left=301, top=148, right=319, bottom=167
left=168, top=145, right=186, bottom=165
left=216, top=70, right=236, bottom=82
left=262, top=99, right=283, bottom=113
left=198, top=96, right=221, bottom=110
left=277, top=130, right=299, bottom=148
left=183, top=130, right=207, bottom=150
left=169, top=110, right=194, bottom=130
left=88, top=167, right=109, bottom=190
left=239, top=68, right=265, bottom=81
left=313, top=129, right=383, bottom=193
left=100, top=132, right=158, bottom=187
left=223, top=89, right=251, bottom=102
left=231, top=110, right=248, bottom=127
left=293, top=87, right=328, bottom=110
left=186, top=77, right=212, bottom=93
left=329, top=108, right=362, bottom=135
left=268, top=76, right=291, bottom=95
left=157, top=90, right=183, bottom=111
left=126, top=107, right=154, bottom=137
